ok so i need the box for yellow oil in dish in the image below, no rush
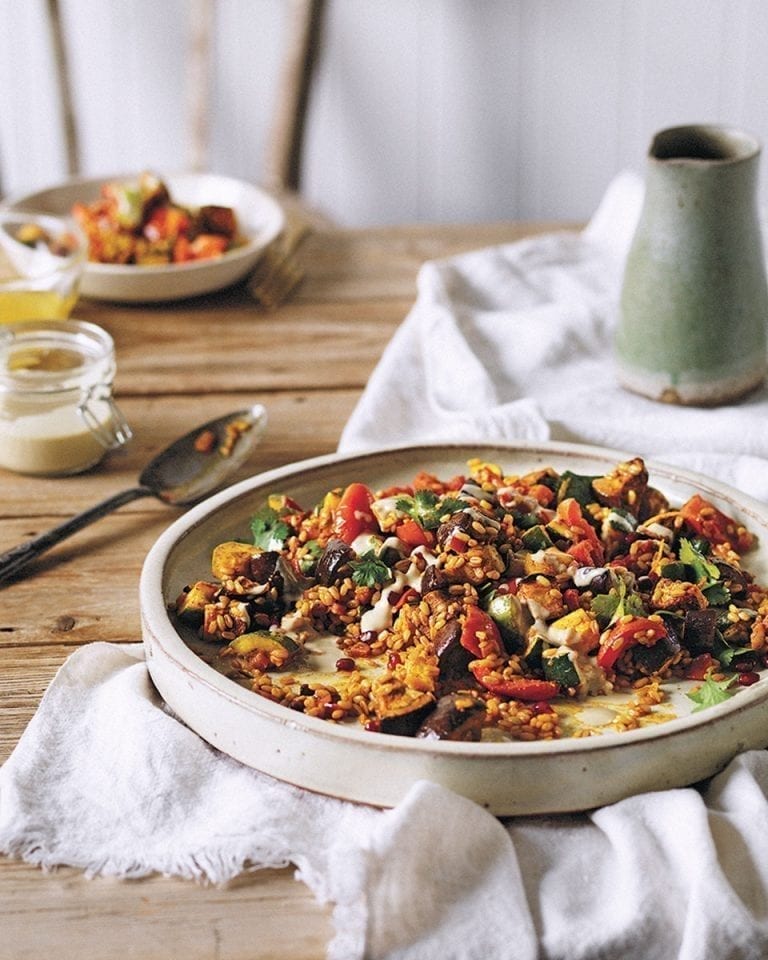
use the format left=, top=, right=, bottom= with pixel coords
left=0, top=214, right=83, bottom=323
left=0, top=289, right=79, bottom=324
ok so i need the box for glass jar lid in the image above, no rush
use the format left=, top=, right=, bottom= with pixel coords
left=0, top=318, right=115, bottom=395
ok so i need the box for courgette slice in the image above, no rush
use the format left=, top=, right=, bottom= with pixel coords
left=175, top=580, right=218, bottom=624
left=557, top=471, right=598, bottom=507
left=486, top=592, right=528, bottom=648
left=228, top=629, right=300, bottom=657
left=211, top=540, right=258, bottom=580
left=523, top=633, right=546, bottom=672
left=543, top=649, right=580, bottom=691
left=521, top=525, right=553, bottom=551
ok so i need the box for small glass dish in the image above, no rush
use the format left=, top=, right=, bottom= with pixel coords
left=0, top=211, right=86, bottom=324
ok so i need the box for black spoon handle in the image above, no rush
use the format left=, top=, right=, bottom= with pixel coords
left=0, top=486, right=153, bottom=584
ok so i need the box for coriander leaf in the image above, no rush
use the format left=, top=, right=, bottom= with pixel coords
left=591, top=590, right=619, bottom=626
left=413, top=488, right=439, bottom=510
left=717, top=644, right=752, bottom=669
left=439, top=495, right=466, bottom=516
left=687, top=673, right=737, bottom=712
left=702, top=582, right=731, bottom=607
left=250, top=506, right=290, bottom=551
left=395, top=493, right=427, bottom=518
left=623, top=592, right=647, bottom=619
left=298, top=539, right=323, bottom=574
left=679, top=537, right=720, bottom=584
left=590, top=580, right=646, bottom=628
left=349, top=550, right=392, bottom=588
left=396, top=490, right=466, bottom=530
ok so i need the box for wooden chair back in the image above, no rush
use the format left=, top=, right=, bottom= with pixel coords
left=39, top=0, right=325, bottom=201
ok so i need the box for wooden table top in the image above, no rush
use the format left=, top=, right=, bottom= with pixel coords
left=0, top=218, right=571, bottom=959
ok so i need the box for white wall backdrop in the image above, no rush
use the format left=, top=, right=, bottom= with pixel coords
left=2, top=0, right=768, bottom=226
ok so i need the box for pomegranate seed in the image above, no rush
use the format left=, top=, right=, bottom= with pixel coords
left=335, top=657, right=355, bottom=672
left=531, top=700, right=555, bottom=715
left=738, top=671, right=760, bottom=687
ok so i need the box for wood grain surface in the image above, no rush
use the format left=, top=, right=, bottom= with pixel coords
left=0, top=219, right=571, bottom=960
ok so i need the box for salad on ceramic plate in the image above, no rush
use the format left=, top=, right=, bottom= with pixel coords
left=140, top=441, right=768, bottom=815
left=6, top=171, right=285, bottom=302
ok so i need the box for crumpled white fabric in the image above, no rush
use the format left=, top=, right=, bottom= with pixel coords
left=339, top=171, right=768, bottom=500
left=4, top=172, right=768, bottom=960
left=4, top=642, right=768, bottom=960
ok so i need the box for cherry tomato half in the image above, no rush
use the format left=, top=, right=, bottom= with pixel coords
left=333, top=482, right=378, bottom=544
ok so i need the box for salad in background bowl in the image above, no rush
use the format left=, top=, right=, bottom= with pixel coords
left=5, top=171, right=285, bottom=302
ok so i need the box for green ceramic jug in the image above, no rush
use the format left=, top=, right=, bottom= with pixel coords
left=616, top=124, right=768, bottom=405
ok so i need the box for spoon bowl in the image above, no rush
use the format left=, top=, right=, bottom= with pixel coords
left=0, top=404, right=267, bottom=583
left=141, top=406, right=267, bottom=505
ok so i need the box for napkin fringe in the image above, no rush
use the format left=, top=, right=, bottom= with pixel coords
left=0, top=828, right=295, bottom=885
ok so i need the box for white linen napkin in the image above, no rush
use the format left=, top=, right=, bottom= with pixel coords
left=4, top=172, right=768, bottom=960
left=4, top=643, right=768, bottom=959
left=339, top=170, right=768, bottom=500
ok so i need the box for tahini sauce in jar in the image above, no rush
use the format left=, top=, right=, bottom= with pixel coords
left=0, top=319, right=131, bottom=476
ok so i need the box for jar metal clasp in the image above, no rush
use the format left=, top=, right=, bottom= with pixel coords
left=78, top=384, right=133, bottom=451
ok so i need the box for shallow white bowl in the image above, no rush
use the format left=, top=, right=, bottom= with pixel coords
left=140, top=441, right=768, bottom=814
left=6, top=172, right=285, bottom=302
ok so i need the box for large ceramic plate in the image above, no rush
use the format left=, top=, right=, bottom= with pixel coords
left=6, top=172, right=285, bottom=302
left=140, top=441, right=768, bottom=815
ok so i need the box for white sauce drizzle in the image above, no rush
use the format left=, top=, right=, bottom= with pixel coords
left=639, top=521, right=675, bottom=542
left=573, top=566, right=610, bottom=588
left=360, top=546, right=437, bottom=633
left=605, top=510, right=636, bottom=534
left=370, top=495, right=408, bottom=526
left=349, top=532, right=408, bottom=557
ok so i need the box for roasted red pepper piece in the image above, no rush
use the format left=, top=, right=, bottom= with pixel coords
left=557, top=497, right=605, bottom=565
left=459, top=605, right=503, bottom=658
left=473, top=666, right=560, bottom=701
left=392, top=587, right=420, bottom=612
left=395, top=517, right=434, bottom=548
left=567, top=538, right=604, bottom=567
left=188, top=234, right=229, bottom=260
left=597, top=615, right=669, bottom=670
left=144, top=204, right=190, bottom=243
left=459, top=608, right=558, bottom=699
left=680, top=494, right=756, bottom=554
left=684, top=652, right=717, bottom=680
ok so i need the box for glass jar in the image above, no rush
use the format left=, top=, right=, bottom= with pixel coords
left=0, top=319, right=131, bottom=476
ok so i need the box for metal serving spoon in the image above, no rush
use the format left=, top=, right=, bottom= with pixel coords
left=0, top=404, right=267, bottom=584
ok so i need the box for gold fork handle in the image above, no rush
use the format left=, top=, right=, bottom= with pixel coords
left=248, top=210, right=312, bottom=307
